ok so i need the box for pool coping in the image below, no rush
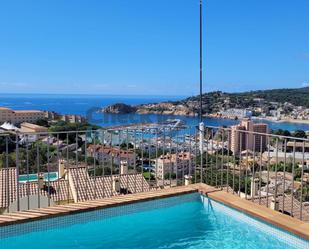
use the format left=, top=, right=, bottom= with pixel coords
left=0, top=183, right=308, bottom=240
left=199, top=186, right=309, bottom=240
left=0, top=185, right=203, bottom=227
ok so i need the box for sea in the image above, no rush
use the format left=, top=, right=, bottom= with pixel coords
left=1, top=93, right=309, bottom=132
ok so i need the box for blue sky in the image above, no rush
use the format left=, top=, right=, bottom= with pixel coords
left=0, top=0, right=308, bottom=96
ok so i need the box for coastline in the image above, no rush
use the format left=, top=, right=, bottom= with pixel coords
left=251, top=116, right=309, bottom=125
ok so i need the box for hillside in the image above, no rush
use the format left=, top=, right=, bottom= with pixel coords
left=101, top=87, right=309, bottom=116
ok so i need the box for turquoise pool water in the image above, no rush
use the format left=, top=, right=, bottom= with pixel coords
left=0, top=194, right=308, bottom=249
left=18, top=172, right=58, bottom=183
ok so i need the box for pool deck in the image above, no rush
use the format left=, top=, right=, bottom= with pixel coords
left=0, top=183, right=309, bottom=240
left=199, top=185, right=309, bottom=240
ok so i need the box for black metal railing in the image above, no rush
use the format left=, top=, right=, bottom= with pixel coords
left=0, top=124, right=308, bottom=222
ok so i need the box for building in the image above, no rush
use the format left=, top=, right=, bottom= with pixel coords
left=220, top=108, right=252, bottom=119
left=153, top=152, right=195, bottom=180
left=262, top=151, right=309, bottom=164
left=20, top=122, right=48, bottom=133
left=0, top=107, right=45, bottom=125
left=230, top=119, right=268, bottom=155
left=44, top=111, right=86, bottom=124
left=61, top=114, right=86, bottom=124
left=286, top=141, right=309, bottom=153
left=44, top=111, right=62, bottom=120
left=87, top=145, right=136, bottom=166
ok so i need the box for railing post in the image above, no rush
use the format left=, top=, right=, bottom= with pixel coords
left=282, top=138, right=287, bottom=214
left=300, top=141, right=305, bottom=220
left=37, top=143, right=40, bottom=208
left=266, top=135, right=270, bottom=208
left=15, top=133, right=20, bottom=212
left=26, top=134, right=30, bottom=210
left=227, top=129, right=230, bottom=192
left=47, top=134, right=51, bottom=207
left=126, top=128, right=130, bottom=193
left=238, top=132, right=242, bottom=197
left=5, top=136, right=10, bottom=213
left=199, top=123, right=204, bottom=183
left=291, top=140, right=296, bottom=216
left=141, top=129, right=144, bottom=192
left=134, top=129, right=137, bottom=193
left=221, top=129, right=224, bottom=190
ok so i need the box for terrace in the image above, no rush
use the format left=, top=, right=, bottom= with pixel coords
left=0, top=124, right=309, bottom=242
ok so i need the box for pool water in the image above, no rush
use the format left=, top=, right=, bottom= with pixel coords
left=0, top=194, right=308, bottom=249
left=18, top=172, right=58, bottom=183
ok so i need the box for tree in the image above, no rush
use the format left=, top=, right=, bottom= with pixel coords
left=0, top=153, right=15, bottom=169
left=35, top=118, right=49, bottom=127
left=120, top=142, right=134, bottom=150
left=293, top=130, right=306, bottom=139
left=0, top=135, right=15, bottom=153
left=164, top=173, right=176, bottom=180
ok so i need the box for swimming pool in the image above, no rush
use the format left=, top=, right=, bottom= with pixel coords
left=18, top=172, right=58, bottom=183
left=0, top=193, right=308, bottom=249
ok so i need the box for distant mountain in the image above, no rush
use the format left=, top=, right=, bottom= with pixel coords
left=101, top=87, right=309, bottom=116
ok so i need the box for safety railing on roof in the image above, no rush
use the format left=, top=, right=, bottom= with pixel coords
left=0, top=124, right=308, bottom=222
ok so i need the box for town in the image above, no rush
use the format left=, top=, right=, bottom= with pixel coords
left=0, top=107, right=308, bottom=222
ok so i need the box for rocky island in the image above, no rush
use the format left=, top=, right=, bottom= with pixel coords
left=101, top=101, right=198, bottom=116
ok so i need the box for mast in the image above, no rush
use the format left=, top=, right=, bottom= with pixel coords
left=199, top=0, right=203, bottom=122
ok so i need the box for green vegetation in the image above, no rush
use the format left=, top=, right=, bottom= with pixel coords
left=120, top=142, right=134, bottom=150
left=179, top=87, right=309, bottom=114
left=143, top=171, right=155, bottom=180
left=0, top=141, right=58, bottom=172
left=164, top=172, right=176, bottom=180
left=272, top=129, right=307, bottom=139
left=35, top=118, right=49, bottom=127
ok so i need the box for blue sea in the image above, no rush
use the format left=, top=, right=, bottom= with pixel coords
left=0, top=93, right=309, bottom=131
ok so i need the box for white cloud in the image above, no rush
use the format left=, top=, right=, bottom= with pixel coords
left=301, top=82, right=309, bottom=87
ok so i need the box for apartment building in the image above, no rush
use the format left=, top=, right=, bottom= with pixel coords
left=230, top=119, right=268, bottom=155
left=153, top=152, right=195, bottom=180
left=87, top=144, right=135, bottom=166
left=0, top=107, right=45, bottom=124
left=61, top=114, right=86, bottom=124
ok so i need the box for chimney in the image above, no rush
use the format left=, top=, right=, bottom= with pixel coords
left=58, top=159, right=66, bottom=178
left=38, top=174, right=44, bottom=189
left=184, top=175, right=192, bottom=186
left=250, top=177, right=259, bottom=197
left=112, top=176, right=120, bottom=193
left=120, top=160, right=128, bottom=175
left=270, top=197, right=279, bottom=211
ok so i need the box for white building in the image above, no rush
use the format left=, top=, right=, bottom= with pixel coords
left=220, top=108, right=252, bottom=119
left=0, top=107, right=45, bottom=125
left=153, top=152, right=195, bottom=180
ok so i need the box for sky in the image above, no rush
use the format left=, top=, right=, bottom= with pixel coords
left=0, top=0, right=308, bottom=96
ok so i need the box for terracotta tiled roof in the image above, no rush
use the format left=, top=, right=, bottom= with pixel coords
left=0, top=168, right=73, bottom=209
left=67, top=167, right=150, bottom=202
left=87, top=145, right=135, bottom=159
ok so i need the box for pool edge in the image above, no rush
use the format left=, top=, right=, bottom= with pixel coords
left=203, top=188, right=309, bottom=241
left=1, top=183, right=308, bottom=241
left=0, top=185, right=202, bottom=227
